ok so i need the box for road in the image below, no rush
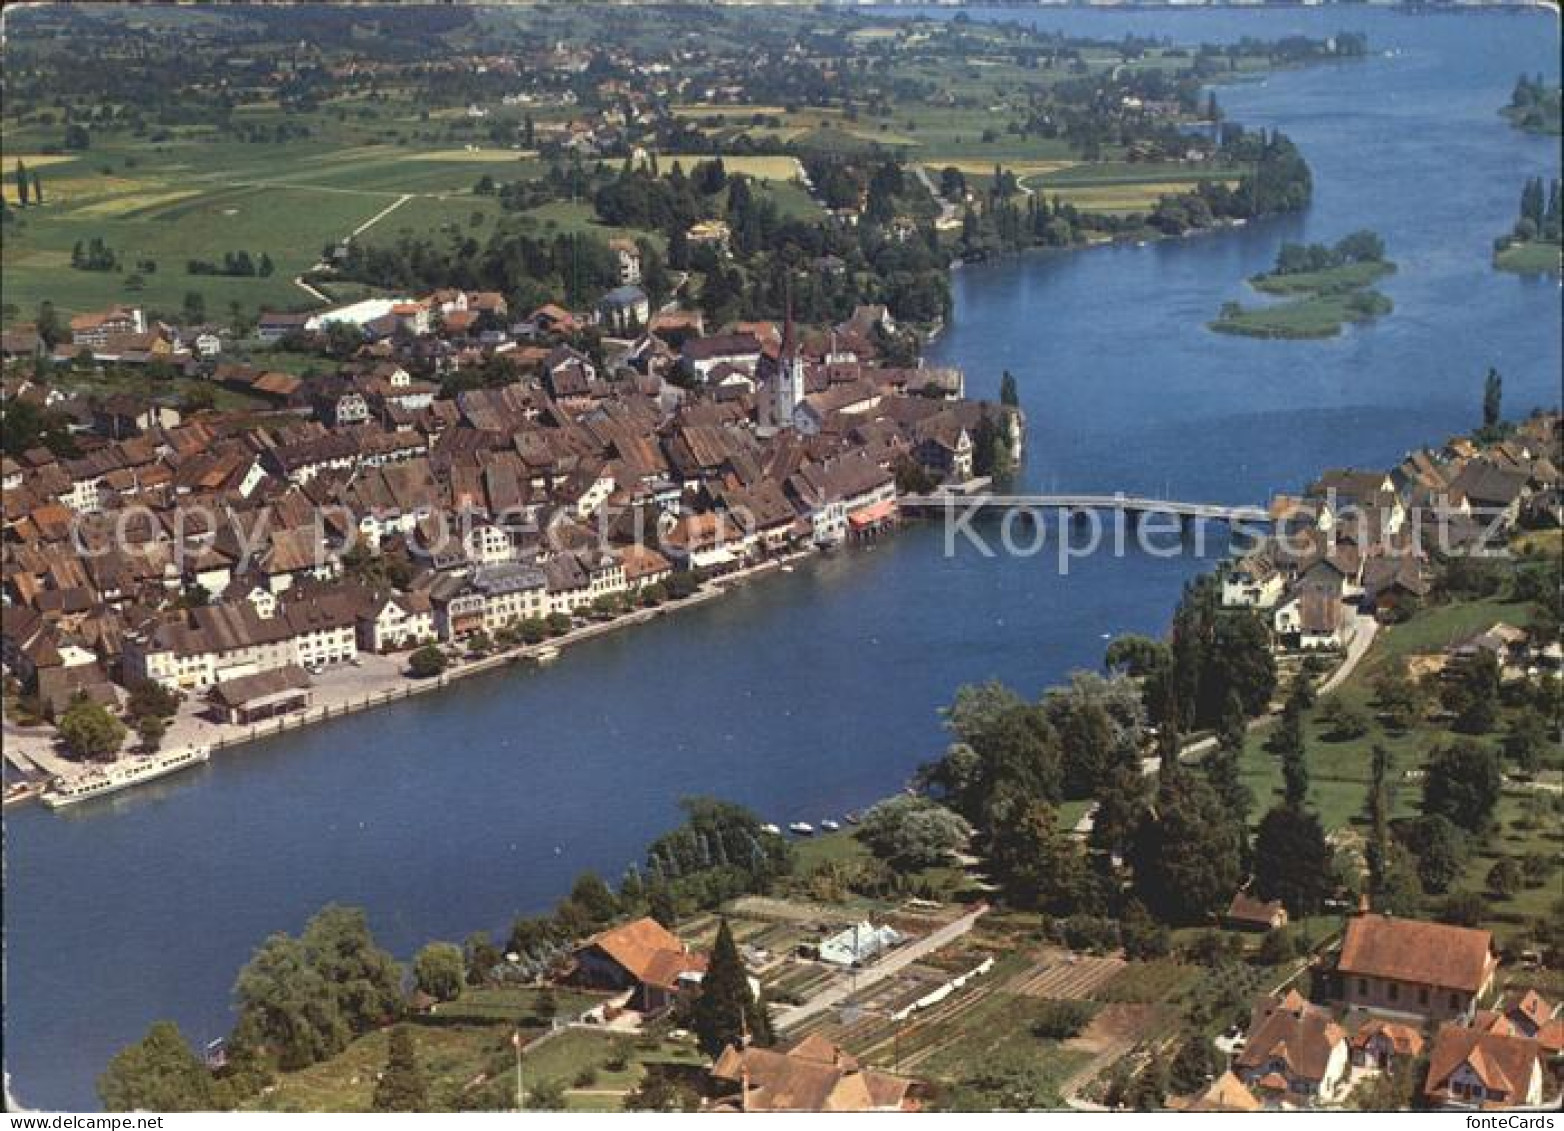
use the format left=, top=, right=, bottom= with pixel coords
left=292, top=192, right=413, bottom=305
left=773, top=904, right=988, bottom=1032
left=913, top=164, right=959, bottom=228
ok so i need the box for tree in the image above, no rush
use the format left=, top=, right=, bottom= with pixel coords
left=1421, top=740, right=1502, bottom=833
left=1482, top=367, right=1503, bottom=432
left=128, top=679, right=181, bottom=719
left=1365, top=744, right=1395, bottom=896
left=299, top=905, right=403, bottom=1034
left=1281, top=742, right=1310, bottom=809
left=136, top=713, right=168, bottom=752
left=624, top=1068, right=700, bottom=1112
left=99, top=1021, right=216, bottom=1111
left=58, top=697, right=127, bottom=759
left=691, top=919, right=770, bottom=1057
left=372, top=1027, right=428, bottom=1112
left=1504, top=708, right=1549, bottom=775
left=854, top=795, right=970, bottom=869
left=1130, top=767, right=1243, bottom=924
left=999, top=369, right=1019, bottom=407
left=1441, top=651, right=1500, bottom=733
left=36, top=300, right=63, bottom=348
left=1318, top=698, right=1369, bottom=741
left=413, top=942, right=465, bottom=1002
left=183, top=290, right=207, bottom=324
left=565, top=871, right=619, bottom=926
left=32, top=169, right=44, bottom=205
left=1410, top=815, right=1468, bottom=895
left=1168, top=1032, right=1218, bottom=1097
left=1253, top=804, right=1334, bottom=915
left=15, top=159, right=28, bottom=206
left=232, top=934, right=349, bottom=1070
left=1487, top=859, right=1523, bottom=898
left=987, top=798, right=1088, bottom=912
left=408, top=644, right=447, bottom=679
left=464, top=931, right=500, bottom=986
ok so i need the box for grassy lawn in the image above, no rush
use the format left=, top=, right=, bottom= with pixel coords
left=1494, top=238, right=1561, bottom=276
left=1248, top=259, right=1396, bottom=296
left=251, top=1023, right=517, bottom=1112
left=49, top=368, right=269, bottom=412
left=518, top=1028, right=706, bottom=1110
left=1232, top=590, right=1559, bottom=945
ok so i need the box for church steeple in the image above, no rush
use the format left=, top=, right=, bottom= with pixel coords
left=772, top=287, right=805, bottom=430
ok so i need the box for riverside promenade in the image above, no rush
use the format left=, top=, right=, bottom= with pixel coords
left=2, top=549, right=814, bottom=792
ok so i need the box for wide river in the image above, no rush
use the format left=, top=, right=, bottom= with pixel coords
left=4, top=5, right=1559, bottom=1111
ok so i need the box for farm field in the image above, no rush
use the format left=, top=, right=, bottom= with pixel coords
left=0, top=136, right=545, bottom=321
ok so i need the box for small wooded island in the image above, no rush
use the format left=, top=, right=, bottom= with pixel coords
left=1210, top=230, right=1395, bottom=340
left=1503, top=73, right=1562, bottom=136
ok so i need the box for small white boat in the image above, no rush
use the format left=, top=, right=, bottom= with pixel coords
left=760, top=823, right=782, bottom=835
left=820, top=819, right=841, bottom=832
left=780, top=565, right=794, bottom=573
left=535, top=646, right=560, bottom=664
left=788, top=821, right=815, bottom=836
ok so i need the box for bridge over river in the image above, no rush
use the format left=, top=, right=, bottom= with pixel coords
left=899, top=491, right=1271, bottom=525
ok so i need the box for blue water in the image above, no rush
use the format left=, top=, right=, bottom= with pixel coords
left=4, top=6, right=1559, bottom=1111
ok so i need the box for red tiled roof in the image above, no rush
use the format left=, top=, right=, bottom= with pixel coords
left=1338, top=915, right=1494, bottom=994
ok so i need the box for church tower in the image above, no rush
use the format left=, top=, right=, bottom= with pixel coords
left=772, top=301, right=806, bottom=431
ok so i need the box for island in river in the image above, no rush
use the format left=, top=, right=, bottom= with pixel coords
left=1210, top=229, right=1395, bottom=339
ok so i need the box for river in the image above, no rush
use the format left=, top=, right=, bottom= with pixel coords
left=3, top=5, right=1559, bottom=1111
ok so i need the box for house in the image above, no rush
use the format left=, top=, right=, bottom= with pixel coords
left=357, top=591, right=435, bottom=652
left=662, top=510, right=751, bottom=571
left=681, top=332, right=762, bottom=384
left=1361, top=554, right=1429, bottom=617
left=608, top=237, right=642, bottom=284
left=1168, top=1071, right=1262, bottom=1113
left=209, top=664, right=312, bottom=725
left=1222, top=552, right=1286, bottom=609
left=616, top=544, right=674, bottom=591
left=1349, top=1018, right=1424, bottom=1073
left=708, top=1034, right=915, bottom=1112
left=429, top=563, right=548, bottom=640
left=571, top=917, right=706, bottom=1013
left=69, top=306, right=145, bottom=348
left=1225, top=891, right=1289, bottom=932
left=1274, top=588, right=1348, bottom=650
left=256, top=311, right=313, bottom=344
left=1423, top=1025, right=1545, bottom=1110
left=1447, top=460, right=1531, bottom=531
left=1334, top=914, right=1497, bottom=1022
left=598, top=285, right=650, bottom=333
left=1234, top=990, right=1350, bottom=1108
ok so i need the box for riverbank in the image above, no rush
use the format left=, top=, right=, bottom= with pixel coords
left=2, top=547, right=818, bottom=806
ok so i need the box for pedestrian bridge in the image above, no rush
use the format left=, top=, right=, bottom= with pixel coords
left=899, top=492, right=1270, bottom=525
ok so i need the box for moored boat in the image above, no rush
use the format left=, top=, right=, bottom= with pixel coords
left=820, top=819, right=841, bottom=832
left=788, top=821, right=815, bottom=836
left=42, top=746, right=211, bottom=810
